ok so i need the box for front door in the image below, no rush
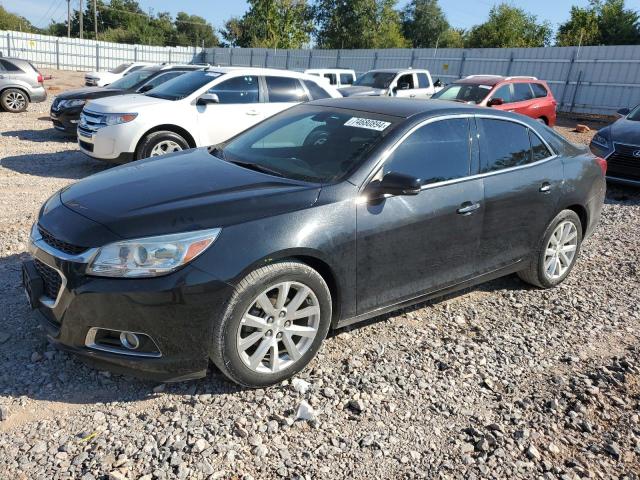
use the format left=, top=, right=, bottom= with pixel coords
left=393, top=73, right=417, bottom=98
left=356, top=117, right=484, bottom=314
left=475, top=117, right=564, bottom=272
left=197, top=74, right=264, bottom=146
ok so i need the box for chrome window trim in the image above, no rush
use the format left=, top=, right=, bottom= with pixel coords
left=613, top=141, right=640, bottom=149
left=359, top=113, right=558, bottom=194
left=85, top=327, right=163, bottom=358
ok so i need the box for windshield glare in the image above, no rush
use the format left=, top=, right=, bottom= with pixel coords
left=216, top=105, right=398, bottom=183
left=431, top=83, right=493, bottom=104
left=108, top=63, right=132, bottom=74
left=107, top=69, right=156, bottom=90
left=145, top=70, right=222, bottom=100
left=627, top=105, right=640, bottom=121
left=354, top=72, right=396, bottom=89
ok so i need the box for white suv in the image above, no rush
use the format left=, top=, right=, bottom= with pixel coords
left=84, top=62, right=154, bottom=87
left=77, top=68, right=342, bottom=163
left=339, top=68, right=443, bottom=98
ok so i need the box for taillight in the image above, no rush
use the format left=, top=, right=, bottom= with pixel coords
left=595, top=156, right=607, bottom=176
left=37, top=74, right=43, bottom=83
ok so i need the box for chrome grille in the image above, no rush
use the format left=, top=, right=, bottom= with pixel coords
left=609, top=143, right=640, bottom=180
left=78, top=109, right=106, bottom=136
left=37, top=225, right=87, bottom=255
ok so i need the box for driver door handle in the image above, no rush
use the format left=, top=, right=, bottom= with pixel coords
left=457, top=202, right=481, bottom=215
left=246, top=109, right=260, bottom=116
left=539, top=182, right=552, bottom=193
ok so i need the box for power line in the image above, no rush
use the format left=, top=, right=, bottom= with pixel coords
left=94, top=3, right=213, bottom=27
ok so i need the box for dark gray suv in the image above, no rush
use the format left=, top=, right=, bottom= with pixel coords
left=0, top=57, right=47, bottom=112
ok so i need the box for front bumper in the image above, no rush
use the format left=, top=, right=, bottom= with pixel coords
left=77, top=123, right=136, bottom=163
left=24, top=227, right=233, bottom=381
left=50, top=106, right=83, bottom=134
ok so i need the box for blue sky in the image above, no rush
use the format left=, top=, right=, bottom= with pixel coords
left=2, top=0, right=639, bottom=32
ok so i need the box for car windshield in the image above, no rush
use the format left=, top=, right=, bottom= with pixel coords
left=354, top=72, right=396, bottom=89
left=108, top=63, right=132, bottom=74
left=431, top=83, right=493, bottom=104
left=107, top=69, right=157, bottom=90
left=214, top=105, right=399, bottom=183
left=627, top=105, right=640, bottom=121
left=145, top=70, right=222, bottom=100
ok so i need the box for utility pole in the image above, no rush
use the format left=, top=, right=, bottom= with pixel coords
left=79, top=0, right=83, bottom=39
left=93, top=0, right=97, bottom=40
left=67, top=0, right=71, bottom=38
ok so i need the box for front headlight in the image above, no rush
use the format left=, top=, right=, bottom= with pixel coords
left=58, top=99, right=86, bottom=109
left=104, top=113, right=138, bottom=126
left=87, top=228, right=221, bottom=278
left=592, top=133, right=609, bottom=148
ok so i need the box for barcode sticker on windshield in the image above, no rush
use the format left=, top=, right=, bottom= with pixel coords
left=344, top=117, right=391, bottom=131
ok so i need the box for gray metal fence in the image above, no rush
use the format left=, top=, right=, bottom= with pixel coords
left=2, top=29, right=640, bottom=115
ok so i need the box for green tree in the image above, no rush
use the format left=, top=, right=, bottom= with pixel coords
left=465, top=3, right=552, bottom=48
left=556, top=6, right=600, bottom=46
left=172, top=12, right=219, bottom=47
left=220, top=0, right=312, bottom=49
left=401, top=0, right=449, bottom=48
left=597, top=0, right=640, bottom=45
left=438, top=28, right=465, bottom=48
left=0, top=5, right=39, bottom=32
left=314, top=0, right=407, bottom=48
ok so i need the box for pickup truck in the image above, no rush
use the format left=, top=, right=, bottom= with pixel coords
left=339, top=68, right=443, bottom=99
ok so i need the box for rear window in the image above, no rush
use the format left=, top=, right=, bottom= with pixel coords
left=531, top=83, right=549, bottom=98
left=265, top=76, right=309, bottom=103
left=340, top=73, right=354, bottom=85
left=0, top=59, right=22, bottom=72
left=478, top=118, right=532, bottom=172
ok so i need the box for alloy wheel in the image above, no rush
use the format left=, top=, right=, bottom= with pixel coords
left=236, top=281, right=321, bottom=374
left=5, top=91, right=26, bottom=111
left=543, top=220, right=578, bottom=280
left=150, top=140, right=182, bottom=156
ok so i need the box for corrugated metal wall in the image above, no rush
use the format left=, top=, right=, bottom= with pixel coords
left=2, top=30, right=640, bottom=115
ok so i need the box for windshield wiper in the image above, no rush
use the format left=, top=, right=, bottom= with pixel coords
left=227, top=160, right=286, bottom=178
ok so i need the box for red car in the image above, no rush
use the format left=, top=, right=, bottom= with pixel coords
left=432, top=75, right=557, bottom=126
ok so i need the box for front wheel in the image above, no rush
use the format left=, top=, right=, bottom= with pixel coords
left=211, top=261, right=332, bottom=387
left=1, top=88, right=29, bottom=113
left=518, top=209, right=583, bottom=288
left=136, top=130, right=190, bottom=160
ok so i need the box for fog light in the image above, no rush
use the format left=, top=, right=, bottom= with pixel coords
left=119, top=331, right=140, bottom=350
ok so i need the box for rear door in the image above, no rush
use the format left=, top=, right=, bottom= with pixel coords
left=414, top=72, right=433, bottom=97
left=196, top=74, right=262, bottom=146
left=475, top=116, right=563, bottom=272
left=260, top=76, right=310, bottom=119
left=507, top=82, right=538, bottom=118
left=356, top=117, right=484, bottom=313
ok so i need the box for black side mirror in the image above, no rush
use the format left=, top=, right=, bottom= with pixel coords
left=617, top=107, right=630, bottom=117
left=367, top=172, right=421, bottom=199
left=197, top=93, right=220, bottom=105
left=488, top=97, right=504, bottom=107
left=138, top=84, right=153, bottom=93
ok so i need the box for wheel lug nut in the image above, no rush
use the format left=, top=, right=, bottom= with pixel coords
left=279, top=311, right=286, bottom=318
left=265, top=330, right=273, bottom=337
left=276, top=332, right=283, bottom=339
left=284, top=321, right=291, bottom=327
left=266, top=317, right=274, bottom=324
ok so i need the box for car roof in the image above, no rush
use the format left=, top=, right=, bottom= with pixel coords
left=309, top=97, right=498, bottom=119
left=455, top=75, right=541, bottom=86
left=367, top=69, right=427, bottom=74
left=305, top=68, right=355, bottom=73
left=206, top=67, right=309, bottom=77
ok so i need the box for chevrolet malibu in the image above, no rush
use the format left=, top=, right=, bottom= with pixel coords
left=23, top=98, right=606, bottom=387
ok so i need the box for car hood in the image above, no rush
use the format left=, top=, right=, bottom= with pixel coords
left=84, top=93, right=169, bottom=113
left=338, top=86, right=388, bottom=97
left=55, top=87, right=127, bottom=101
left=609, top=118, right=640, bottom=145
left=60, top=148, right=321, bottom=240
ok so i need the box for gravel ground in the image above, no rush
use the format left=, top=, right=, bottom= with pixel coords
left=1, top=84, right=639, bottom=479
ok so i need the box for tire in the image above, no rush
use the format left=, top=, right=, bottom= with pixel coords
left=211, top=261, right=332, bottom=387
left=1, top=88, right=29, bottom=113
left=518, top=209, right=583, bottom=289
left=136, top=130, right=190, bottom=160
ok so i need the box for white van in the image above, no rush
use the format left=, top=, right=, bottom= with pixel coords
left=304, top=69, right=356, bottom=88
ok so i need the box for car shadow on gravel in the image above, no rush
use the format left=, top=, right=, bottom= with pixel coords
left=605, top=184, right=640, bottom=205
left=1, top=150, right=108, bottom=180
left=1, top=128, right=75, bottom=144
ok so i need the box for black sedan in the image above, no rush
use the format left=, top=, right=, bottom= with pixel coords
left=590, top=105, right=640, bottom=186
left=24, top=98, right=606, bottom=386
left=49, top=65, right=203, bottom=134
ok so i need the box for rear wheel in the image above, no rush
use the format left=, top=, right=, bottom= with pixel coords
left=211, top=261, right=332, bottom=387
left=1, top=88, right=29, bottom=113
left=518, top=210, right=582, bottom=288
left=136, top=131, right=189, bottom=160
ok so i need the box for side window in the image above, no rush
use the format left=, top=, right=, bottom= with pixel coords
left=512, top=83, right=534, bottom=102
left=265, top=76, right=309, bottom=103
left=0, top=60, right=21, bottom=72
left=142, top=71, right=184, bottom=89
left=531, top=83, right=549, bottom=98
left=208, top=75, right=259, bottom=104
left=340, top=73, right=354, bottom=85
left=491, top=84, right=512, bottom=103
left=417, top=73, right=429, bottom=89
left=303, top=80, right=331, bottom=100
left=384, top=118, right=471, bottom=185
left=530, top=130, right=552, bottom=161
left=478, top=119, right=532, bottom=172
left=323, top=73, right=337, bottom=85
left=396, top=73, right=415, bottom=89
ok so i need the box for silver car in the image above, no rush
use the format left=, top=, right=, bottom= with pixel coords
left=0, top=57, right=47, bottom=113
